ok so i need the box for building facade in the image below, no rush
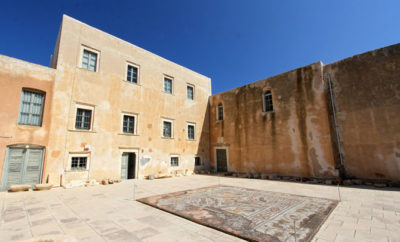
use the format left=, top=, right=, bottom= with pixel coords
left=0, top=15, right=211, bottom=189
left=209, top=44, right=400, bottom=182
left=1, top=15, right=399, bottom=190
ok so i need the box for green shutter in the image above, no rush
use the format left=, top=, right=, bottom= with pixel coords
left=121, top=153, right=128, bottom=179
left=23, top=148, right=44, bottom=185
left=5, top=148, right=25, bottom=188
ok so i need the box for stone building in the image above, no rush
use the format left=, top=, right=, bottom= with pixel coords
left=210, top=44, right=400, bottom=182
left=0, top=15, right=399, bottom=190
left=0, top=15, right=211, bottom=189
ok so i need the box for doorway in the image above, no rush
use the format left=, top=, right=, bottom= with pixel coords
left=216, top=149, right=228, bottom=172
left=1, top=145, right=44, bottom=190
left=121, top=152, right=136, bottom=179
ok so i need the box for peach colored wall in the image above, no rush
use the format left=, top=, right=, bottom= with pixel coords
left=0, top=55, right=55, bottom=183
left=209, top=62, right=337, bottom=178
left=44, top=15, right=211, bottom=186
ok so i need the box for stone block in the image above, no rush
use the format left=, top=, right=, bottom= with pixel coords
left=373, top=183, right=387, bottom=188
left=33, top=184, right=53, bottom=191
left=343, top=180, right=352, bottom=186
left=9, top=184, right=31, bottom=192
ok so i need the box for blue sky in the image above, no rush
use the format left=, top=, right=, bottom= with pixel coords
left=0, top=0, right=399, bottom=94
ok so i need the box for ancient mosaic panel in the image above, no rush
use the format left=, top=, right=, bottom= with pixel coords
left=138, top=185, right=337, bottom=242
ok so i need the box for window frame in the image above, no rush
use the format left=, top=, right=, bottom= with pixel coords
left=262, top=90, right=274, bottom=113
left=74, top=104, right=94, bottom=131
left=162, top=118, right=174, bottom=138
left=126, top=62, right=140, bottom=84
left=18, top=89, right=46, bottom=127
left=163, top=75, right=174, bottom=95
left=170, top=155, right=179, bottom=167
left=121, top=113, right=138, bottom=135
left=187, top=122, right=196, bottom=140
left=186, top=84, right=195, bottom=100
left=68, top=153, right=90, bottom=171
left=217, top=103, right=224, bottom=121
left=79, top=45, right=100, bottom=72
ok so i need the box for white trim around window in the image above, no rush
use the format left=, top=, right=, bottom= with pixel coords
left=121, top=112, right=138, bottom=135
left=74, top=103, right=95, bottom=131
left=67, top=153, right=90, bottom=171
left=79, top=45, right=100, bottom=72
left=161, top=118, right=174, bottom=138
left=125, top=62, right=140, bottom=85
left=186, top=83, right=195, bottom=100
left=163, top=75, right=174, bottom=95
left=170, top=154, right=179, bottom=167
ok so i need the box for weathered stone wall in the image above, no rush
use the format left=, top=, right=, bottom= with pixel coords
left=209, top=62, right=337, bottom=178
left=0, top=55, right=55, bottom=182
left=324, top=44, right=400, bottom=181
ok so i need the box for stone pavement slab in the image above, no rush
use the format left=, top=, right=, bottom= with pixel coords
left=0, top=175, right=399, bottom=241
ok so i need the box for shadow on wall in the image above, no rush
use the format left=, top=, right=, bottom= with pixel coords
left=195, top=98, right=211, bottom=172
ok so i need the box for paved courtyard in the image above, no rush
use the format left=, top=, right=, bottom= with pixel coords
left=0, top=175, right=399, bottom=241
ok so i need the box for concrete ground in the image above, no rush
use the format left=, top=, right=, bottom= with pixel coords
left=0, top=175, right=399, bottom=242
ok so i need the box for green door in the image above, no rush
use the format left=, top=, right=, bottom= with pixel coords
left=1, top=146, right=44, bottom=190
left=121, top=153, right=129, bottom=180
left=216, top=149, right=227, bottom=172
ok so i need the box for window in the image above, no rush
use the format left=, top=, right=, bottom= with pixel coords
left=195, top=157, right=201, bottom=166
left=171, top=156, right=179, bottom=167
left=263, top=90, right=274, bottom=112
left=18, top=89, right=45, bottom=126
left=127, top=64, right=138, bottom=83
left=75, top=108, right=92, bottom=130
left=187, top=123, right=195, bottom=140
left=217, top=103, right=223, bottom=121
left=71, top=157, right=87, bottom=170
left=187, top=85, right=194, bottom=100
left=163, top=120, right=173, bottom=138
left=164, top=77, right=173, bottom=94
left=81, top=49, right=98, bottom=72
left=123, top=115, right=135, bottom=134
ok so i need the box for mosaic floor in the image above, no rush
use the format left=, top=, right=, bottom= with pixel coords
left=138, top=185, right=338, bottom=242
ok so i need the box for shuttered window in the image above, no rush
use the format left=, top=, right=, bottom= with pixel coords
left=18, top=90, right=45, bottom=126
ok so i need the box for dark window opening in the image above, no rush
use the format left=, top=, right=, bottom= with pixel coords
left=263, top=90, right=274, bottom=112
left=171, top=157, right=179, bottom=166
left=75, top=109, right=92, bottom=130
left=217, top=103, right=223, bottom=121
left=195, top=157, right=201, bottom=166
left=123, top=115, right=135, bottom=133
left=71, top=157, right=87, bottom=170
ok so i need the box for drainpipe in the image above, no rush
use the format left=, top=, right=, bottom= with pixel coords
left=327, top=74, right=346, bottom=180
